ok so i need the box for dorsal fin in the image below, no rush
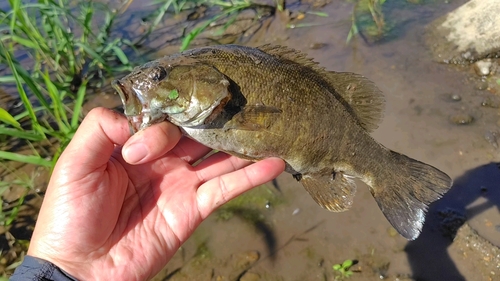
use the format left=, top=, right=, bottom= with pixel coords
left=257, top=44, right=324, bottom=70
left=257, top=44, right=385, bottom=132
left=324, top=72, right=385, bottom=132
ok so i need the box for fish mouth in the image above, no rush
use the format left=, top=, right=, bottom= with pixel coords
left=113, top=79, right=149, bottom=134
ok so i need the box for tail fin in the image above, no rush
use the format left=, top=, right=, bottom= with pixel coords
left=372, top=151, right=452, bottom=240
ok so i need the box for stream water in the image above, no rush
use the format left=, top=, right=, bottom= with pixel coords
left=5, top=0, right=500, bottom=279
left=105, top=0, right=500, bottom=280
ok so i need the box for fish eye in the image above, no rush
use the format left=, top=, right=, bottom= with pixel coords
left=151, top=66, right=167, bottom=81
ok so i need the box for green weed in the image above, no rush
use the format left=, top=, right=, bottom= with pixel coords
left=333, top=259, right=355, bottom=280
left=346, top=0, right=387, bottom=43
left=0, top=1, right=140, bottom=273
left=0, top=0, right=134, bottom=168
left=180, top=0, right=253, bottom=51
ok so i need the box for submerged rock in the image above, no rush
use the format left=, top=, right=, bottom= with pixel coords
left=449, top=113, right=474, bottom=125
left=425, top=0, right=500, bottom=64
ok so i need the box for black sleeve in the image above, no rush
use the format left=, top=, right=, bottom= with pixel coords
left=10, top=256, right=78, bottom=281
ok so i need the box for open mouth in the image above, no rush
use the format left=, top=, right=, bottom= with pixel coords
left=113, top=79, right=151, bottom=133
left=127, top=114, right=150, bottom=134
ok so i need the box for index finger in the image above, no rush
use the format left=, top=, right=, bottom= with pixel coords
left=196, top=157, right=285, bottom=219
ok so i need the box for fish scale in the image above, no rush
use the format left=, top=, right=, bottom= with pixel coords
left=113, top=44, right=452, bottom=240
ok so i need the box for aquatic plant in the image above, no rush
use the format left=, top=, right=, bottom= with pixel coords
left=347, top=0, right=387, bottom=43
left=179, top=0, right=255, bottom=51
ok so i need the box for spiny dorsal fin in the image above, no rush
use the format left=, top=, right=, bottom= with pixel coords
left=257, top=44, right=385, bottom=132
left=257, top=44, right=324, bottom=71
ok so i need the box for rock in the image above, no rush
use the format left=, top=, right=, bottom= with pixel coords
left=425, top=0, right=500, bottom=64
left=476, top=80, right=489, bottom=90
left=309, top=42, right=327, bottom=50
left=474, top=59, right=493, bottom=76
left=481, top=97, right=499, bottom=108
left=449, top=114, right=474, bottom=125
left=234, top=250, right=260, bottom=269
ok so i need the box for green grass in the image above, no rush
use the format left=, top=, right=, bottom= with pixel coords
left=0, top=0, right=285, bottom=275
left=0, top=0, right=135, bottom=169
left=0, top=0, right=138, bottom=274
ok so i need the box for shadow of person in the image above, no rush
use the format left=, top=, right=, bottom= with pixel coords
left=405, top=162, right=500, bottom=281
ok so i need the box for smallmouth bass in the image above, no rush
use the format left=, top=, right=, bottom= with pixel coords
left=113, top=44, right=452, bottom=240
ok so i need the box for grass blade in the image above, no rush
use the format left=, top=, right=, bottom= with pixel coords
left=71, top=79, right=87, bottom=128
left=0, top=108, right=21, bottom=129
left=0, top=127, right=44, bottom=141
left=3, top=35, right=38, bottom=49
left=0, top=151, right=52, bottom=167
left=41, top=71, right=70, bottom=133
left=111, top=45, right=129, bottom=65
left=1, top=42, right=45, bottom=137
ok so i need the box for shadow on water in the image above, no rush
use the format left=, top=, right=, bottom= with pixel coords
left=220, top=206, right=277, bottom=261
left=405, top=163, right=500, bottom=281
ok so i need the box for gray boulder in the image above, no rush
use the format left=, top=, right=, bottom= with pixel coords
left=426, top=0, right=500, bottom=64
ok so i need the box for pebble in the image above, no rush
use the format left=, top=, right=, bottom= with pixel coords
left=481, top=97, right=499, bottom=108
left=441, top=93, right=461, bottom=102
left=474, top=59, right=493, bottom=76
left=451, top=94, right=462, bottom=101
left=449, top=114, right=474, bottom=125
left=239, top=272, right=260, bottom=281
left=309, top=42, right=327, bottom=50
left=484, top=131, right=498, bottom=149
left=476, top=80, right=489, bottom=90
left=235, top=250, right=260, bottom=268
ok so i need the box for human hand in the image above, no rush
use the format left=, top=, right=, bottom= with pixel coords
left=27, top=107, right=285, bottom=280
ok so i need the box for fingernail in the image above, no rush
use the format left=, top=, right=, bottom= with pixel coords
left=123, top=143, right=148, bottom=163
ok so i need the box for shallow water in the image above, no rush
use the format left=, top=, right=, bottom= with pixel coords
left=138, top=0, right=500, bottom=280
left=59, top=0, right=500, bottom=279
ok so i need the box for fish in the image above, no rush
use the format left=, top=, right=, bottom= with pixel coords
left=113, top=44, right=452, bottom=240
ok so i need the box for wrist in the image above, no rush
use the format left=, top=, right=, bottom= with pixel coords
left=11, top=256, right=78, bottom=281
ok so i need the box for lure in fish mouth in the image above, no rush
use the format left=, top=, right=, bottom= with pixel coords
left=112, top=61, right=231, bottom=133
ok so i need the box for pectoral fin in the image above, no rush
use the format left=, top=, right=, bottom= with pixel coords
left=301, top=172, right=357, bottom=212
left=223, top=105, right=282, bottom=131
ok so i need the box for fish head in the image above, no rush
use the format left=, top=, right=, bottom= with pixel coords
left=113, top=60, right=230, bottom=133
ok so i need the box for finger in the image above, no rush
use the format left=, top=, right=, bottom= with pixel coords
left=196, top=157, right=285, bottom=219
left=195, top=152, right=252, bottom=182
left=122, top=121, right=181, bottom=164
left=56, top=107, right=130, bottom=174
left=170, top=136, right=213, bottom=164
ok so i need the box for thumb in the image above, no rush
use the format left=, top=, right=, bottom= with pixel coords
left=56, top=107, right=130, bottom=177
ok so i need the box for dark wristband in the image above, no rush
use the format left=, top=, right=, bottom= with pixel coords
left=10, top=256, right=78, bottom=281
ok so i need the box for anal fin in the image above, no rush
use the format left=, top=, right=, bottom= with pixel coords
left=301, top=172, right=357, bottom=212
